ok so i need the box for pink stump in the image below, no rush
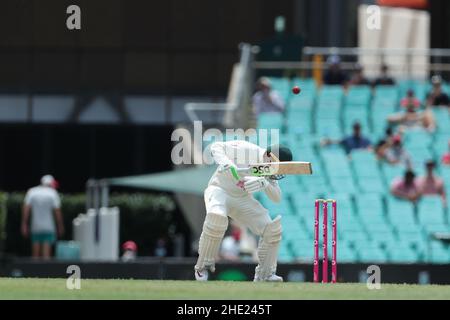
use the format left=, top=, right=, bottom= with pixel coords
left=322, top=201, right=328, bottom=283
left=332, top=201, right=337, bottom=283
left=313, top=200, right=319, bottom=283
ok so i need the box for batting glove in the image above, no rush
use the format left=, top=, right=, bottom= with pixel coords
left=218, top=164, right=240, bottom=180
left=243, top=176, right=269, bottom=193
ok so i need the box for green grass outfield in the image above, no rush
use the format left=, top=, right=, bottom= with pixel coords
left=1, top=278, right=450, bottom=299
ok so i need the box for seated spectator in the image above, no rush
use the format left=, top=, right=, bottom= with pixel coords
left=154, top=238, right=168, bottom=257
left=252, top=77, right=285, bottom=116
left=426, top=75, right=450, bottom=107
left=220, top=225, right=242, bottom=261
left=400, top=89, right=421, bottom=110
left=375, top=127, right=394, bottom=160
left=373, top=64, right=396, bottom=86
left=121, top=240, right=138, bottom=262
left=321, top=122, right=372, bottom=154
left=387, top=101, right=436, bottom=132
left=417, top=160, right=447, bottom=206
left=391, top=170, right=421, bottom=203
left=442, top=140, right=450, bottom=166
left=323, top=55, right=348, bottom=85
left=349, top=63, right=370, bottom=86
left=384, top=135, right=412, bottom=166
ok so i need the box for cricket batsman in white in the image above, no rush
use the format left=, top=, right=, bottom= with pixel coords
left=194, top=140, right=293, bottom=282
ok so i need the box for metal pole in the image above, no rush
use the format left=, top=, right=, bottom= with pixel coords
left=100, top=179, right=109, bottom=208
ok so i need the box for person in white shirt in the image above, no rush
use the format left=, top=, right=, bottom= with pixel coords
left=194, top=140, right=292, bottom=282
left=252, top=77, right=285, bottom=116
left=21, top=175, right=64, bottom=259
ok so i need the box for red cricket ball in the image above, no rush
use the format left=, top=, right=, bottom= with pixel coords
left=292, top=86, right=301, bottom=94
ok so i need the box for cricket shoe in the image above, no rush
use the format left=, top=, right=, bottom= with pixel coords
left=253, top=273, right=283, bottom=282
left=195, top=269, right=209, bottom=281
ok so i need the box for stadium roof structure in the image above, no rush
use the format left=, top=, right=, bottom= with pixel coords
left=107, top=165, right=216, bottom=196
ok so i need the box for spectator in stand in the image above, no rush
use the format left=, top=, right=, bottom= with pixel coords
left=323, top=55, right=348, bottom=85
left=349, top=63, right=370, bottom=86
left=375, top=127, right=394, bottom=160
left=387, top=99, right=436, bottom=132
left=391, top=170, right=421, bottom=203
left=252, top=77, right=285, bottom=116
left=154, top=238, right=168, bottom=257
left=383, top=135, right=412, bottom=166
left=121, top=240, right=138, bottom=262
left=21, top=175, right=64, bottom=259
left=417, top=160, right=447, bottom=206
left=426, top=75, right=450, bottom=108
left=400, top=89, right=421, bottom=110
left=321, top=122, right=372, bottom=154
left=219, top=225, right=242, bottom=261
left=442, top=140, right=450, bottom=166
left=373, top=64, right=396, bottom=86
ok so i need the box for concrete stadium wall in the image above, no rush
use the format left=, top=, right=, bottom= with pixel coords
left=358, top=5, right=430, bottom=80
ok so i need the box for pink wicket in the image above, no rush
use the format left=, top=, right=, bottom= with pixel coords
left=322, top=201, right=328, bottom=283
left=332, top=200, right=337, bottom=283
left=314, top=199, right=337, bottom=283
left=313, top=200, right=320, bottom=283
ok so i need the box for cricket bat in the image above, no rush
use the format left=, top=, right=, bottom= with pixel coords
left=236, top=161, right=312, bottom=177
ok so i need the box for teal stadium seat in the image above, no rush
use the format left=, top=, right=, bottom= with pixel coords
left=428, top=241, right=450, bottom=263
left=403, top=128, right=433, bottom=149
left=373, top=85, right=399, bottom=102
left=355, top=241, right=388, bottom=263
left=290, top=241, right=314, bottom=261
left=337, top=240, right=358, bottom=262
left=417, top=196, right=446, bottom=226
left=434, top=133, right=449, bottom=155
left=257, top=112, right=284, bottom=130
left=386, top=196, right=416, bottom=225
left=380, top=163, right=405, bottom=186
left=371, top=86, right=398, bottom=135
left=268, top=77, right=290, bottom=100
left=351, top=150, right=384, bottom=193
left=371, top=230, right=398, bottom=247
left=317, top=85, right=344, bottom=105
left=345, top=85, right=371, bottom=107
left=278, top=244, right=294, bottom=262
left=386, top=241, right=420, bottom=263
left=433, top=107, right=450, bottom=133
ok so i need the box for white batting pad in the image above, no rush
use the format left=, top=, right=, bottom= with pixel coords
left=194, top=213, right=228, bottom=273
left=255, top=215, right=282, bottom=280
